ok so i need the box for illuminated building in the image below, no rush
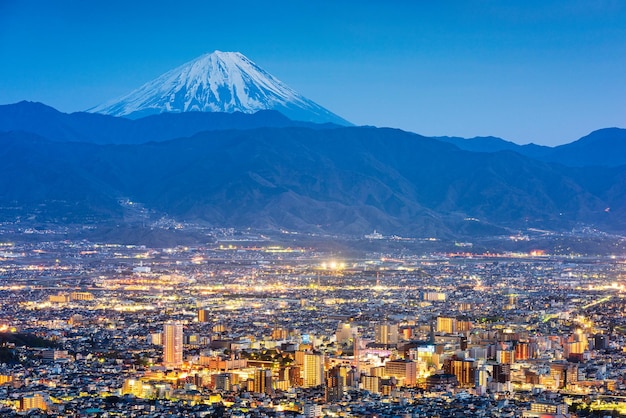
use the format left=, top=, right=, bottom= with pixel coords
left=422, top=291, right=446, bottom=301
left=184, top=333, right=199, bottom=345
left=457, top=319, right=473, bottom=333
left=444, top=358, right=475, bottom=388
left=374, top=322, right=398, bottom=345
left=458, top=302, right=472, bottom=311
left=566, top=331, right=588, bottom=359
left=522, top=401, right=569, bottom=417
left=425, top=373, right=458, bottom=390
left=497, top=349, right=515, bottom=364
left=70, top=291, right=94, bottom=301
left=436, top=317, right=457, bottom=334
left=302, top=352, right=324, bottom=388
left=361, top=375, right=381, bottom=393
left=475, top=365, right=490, bottom=392
left=272, top=327, right=289, bottom=340
left=198, top=309, right=210, bottom=322
left=198, top=355, right=247, bottom=370
left=151, top=332, right=163, bottom=345
left=325, top=365, right=346, bottom=401
left=49, top=293, right=69, bottom=303
left=402, top=327, right=412, bottom=340
left=274, top=379, right=289, bottom=391
left=303, top=403, right=323, bottom=418
left=384, top=359, right=417, bottom=386
left=163, top=321, right=183, bottom=368
left=122, top=378, right=146, bottom=397
left=288, top=366, right=303, bottom=387
left=20, top=393, right=48, bottom=411
left=549, top=363, right=577, bottom=389
left=514, top=342, right=529, bottom=360
left=254, top=368, right=272, bottom=394
left=212, top=323, right=226, bottom=333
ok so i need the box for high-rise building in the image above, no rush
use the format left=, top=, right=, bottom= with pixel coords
left=361, top=375, right=381, bottom=393
left=163, top=321, right=183, bottom=368
left=492, top=363, right=511, bottom=384
left=215, top=373, right=232, bottom=391
left=549, top=363, right=577, bottom=389
left=384, top=359, right=417, bottom=386
left=515, top=342, right=530, bottom=360
left=325, top=365, right=346, bottom=402
left=444, top=358, right=475, bottom=388
left=436, top=317, right=457, bottom=334
left=302, top=352, right=324, bottom=388
left=497, top=349, right=515, bottom=364
left=198, top=309, right=210, bottom=322
left=374, top=322, right=398, bottom=345
left=254, top=368, right=273, bottom=394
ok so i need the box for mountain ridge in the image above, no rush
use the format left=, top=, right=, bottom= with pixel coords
left=0, top=101, right=339, bottom=144
left=436, top=128, right=626, bottom=167
left=2, top=101, right=624, bottom=167
left=1, top=124, right=624, bottom=237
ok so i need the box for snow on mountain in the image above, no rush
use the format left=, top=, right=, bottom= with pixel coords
left=88, top=51, right=351, bottom=125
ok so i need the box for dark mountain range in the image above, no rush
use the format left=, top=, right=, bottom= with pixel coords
left=1, top=123, right=624, bottom=237
left=0, top=101, right=335, bottom=144
left=546, top=128, right=626, bottom=167
left=434, top=135, right=552, bottom=159
left=3, top=101, right=624, bottom=167
left=437, top=128, right=626, bottom=167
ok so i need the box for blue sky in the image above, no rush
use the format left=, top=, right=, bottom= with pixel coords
left=1, top=0, right=624, bottom=145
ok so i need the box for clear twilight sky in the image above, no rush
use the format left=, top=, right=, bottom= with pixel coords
left=1, top=1, right=624, bottom=146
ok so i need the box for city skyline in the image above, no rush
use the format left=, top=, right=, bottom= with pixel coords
left=1, top=236, right=625, bottom=416
left=1, top=1, right=625, bottom=145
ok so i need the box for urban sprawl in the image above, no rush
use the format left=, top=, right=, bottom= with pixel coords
left=1, top=231, right=626, bottom=417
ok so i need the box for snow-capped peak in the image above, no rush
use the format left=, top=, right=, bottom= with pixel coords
left=88, top=51, right=351, bottom=125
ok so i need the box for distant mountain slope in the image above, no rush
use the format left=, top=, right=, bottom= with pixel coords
left=547, top=128, right=626, bottom=167
left=435, top=135, right=530, bottom=153
left=436, top=128, right=626, bottom=167
left=0, top=101, right=336, bottom=144
left=434, top=135, right=552, bottom=159
left=1, top=126, right=623, bottom=236
left=88, top=51, right=351, bottom=125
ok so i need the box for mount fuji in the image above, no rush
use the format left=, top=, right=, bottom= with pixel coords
left=88, top=51, right=351, bottom=125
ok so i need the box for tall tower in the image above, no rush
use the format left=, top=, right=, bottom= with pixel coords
left=163, top=321, right=183, bottom=368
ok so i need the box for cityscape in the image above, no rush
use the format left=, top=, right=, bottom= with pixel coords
left=1, top=225, right=626, bottom=417
left=2, top=2, right=626, bottom=417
